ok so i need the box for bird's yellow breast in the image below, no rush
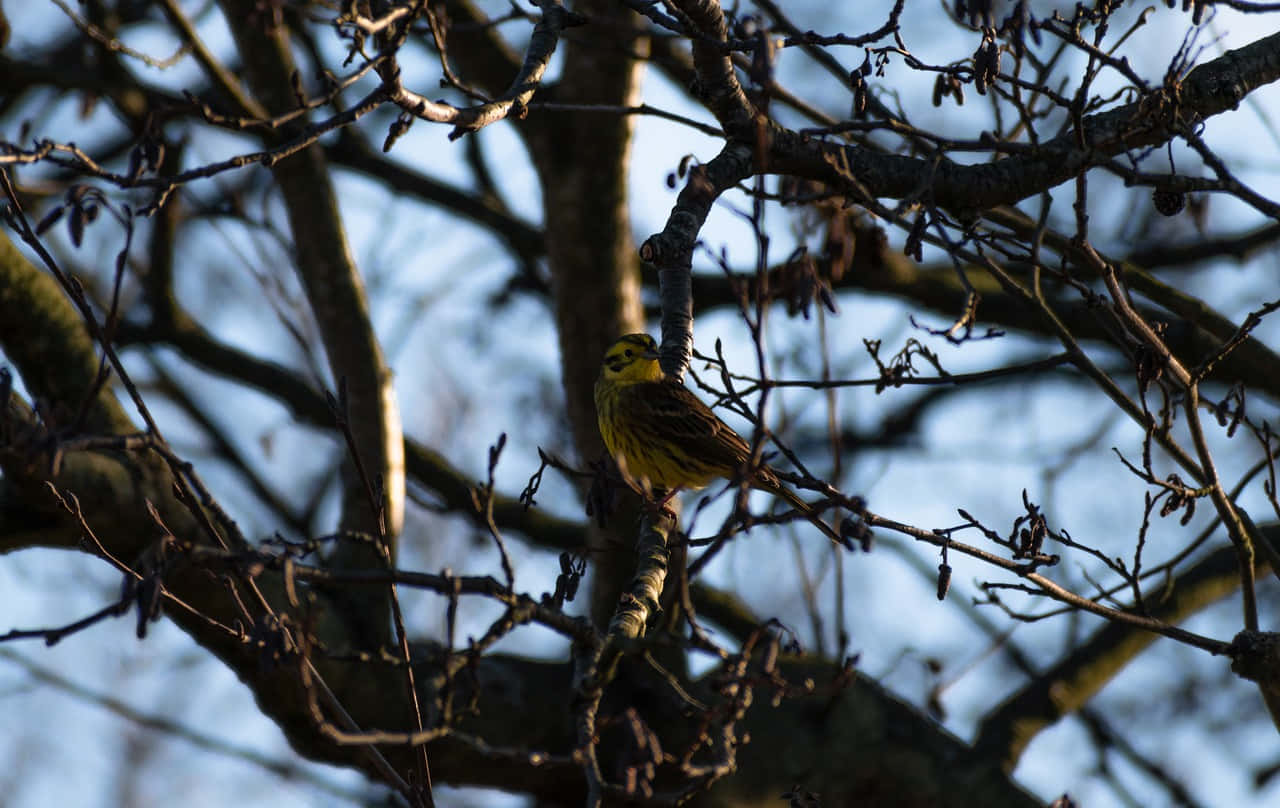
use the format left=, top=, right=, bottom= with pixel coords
left=594, top=377, right=718, bottom=491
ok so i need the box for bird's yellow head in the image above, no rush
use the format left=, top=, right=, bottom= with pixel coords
left=599, top=333, right=663, bottom=383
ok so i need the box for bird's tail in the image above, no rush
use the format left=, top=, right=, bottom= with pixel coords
left=769, top=481, right=846, bottom=548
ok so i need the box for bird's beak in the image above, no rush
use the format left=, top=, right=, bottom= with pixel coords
left=642, top=348, right=660, bottom=360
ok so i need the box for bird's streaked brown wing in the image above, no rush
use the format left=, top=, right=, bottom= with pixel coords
left=613, top=380, right=847, bottom=546
left=617, top=381, right=752, bottom=476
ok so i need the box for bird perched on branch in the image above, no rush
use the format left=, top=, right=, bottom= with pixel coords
left=593, top=333, right=844, bottom=546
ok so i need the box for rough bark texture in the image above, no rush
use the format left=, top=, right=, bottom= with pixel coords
left=523, top=0, right=651, bottom=627
left=216, top=0, right=405, bottom=643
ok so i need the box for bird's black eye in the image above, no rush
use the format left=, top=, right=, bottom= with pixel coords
left=624, top=349, right=633, bottom=358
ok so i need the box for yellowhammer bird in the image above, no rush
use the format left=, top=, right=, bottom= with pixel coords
left=594, top=333, right=843, bottom=545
